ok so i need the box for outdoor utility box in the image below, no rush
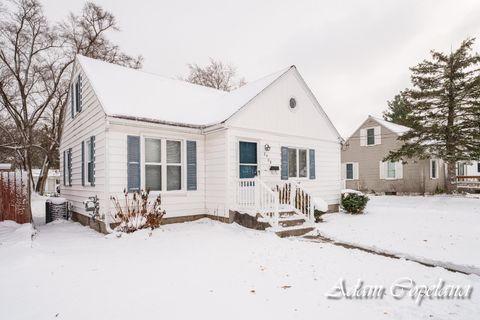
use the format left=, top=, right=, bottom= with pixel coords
left=45, top=198, right=69, bottom=223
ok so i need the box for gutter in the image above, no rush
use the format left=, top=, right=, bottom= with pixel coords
left=103, top=117, right=114, bottom=234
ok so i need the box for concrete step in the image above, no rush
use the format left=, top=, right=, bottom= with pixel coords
left=279, top=211, right=297, bottom=218
left=275, top=225, right=315, bottom=238
left=278, top=218, right=306, bottom=227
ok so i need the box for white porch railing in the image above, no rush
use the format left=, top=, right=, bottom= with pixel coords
left=235, top=177, right=279, bottom=227
left=235, top=177, right=316, bottom=226
left=274, top=180, right=315, bottom=223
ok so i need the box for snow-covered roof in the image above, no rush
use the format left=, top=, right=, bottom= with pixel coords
left=77, top=55, right=290, bottom=127
left=370, top=116, right=411, bottom=135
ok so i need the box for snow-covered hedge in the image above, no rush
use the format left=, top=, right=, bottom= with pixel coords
left=341, top=190, right=369, bottom=214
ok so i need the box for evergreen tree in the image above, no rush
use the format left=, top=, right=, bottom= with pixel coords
left=382, top=93, right=415, bottom=128
left=386, top=38, right=480, bottom=193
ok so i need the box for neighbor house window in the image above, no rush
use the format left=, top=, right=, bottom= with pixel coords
left=288, top=148, right=308, bottom=178
left=477, top=162, right=480, bottom=173
left=367, top=128, right=375, bottom=145
left=387, top=161, right=396, bottom=179
left=145, top=138, right=162, bottom=191
left=430, top=159, right=437, bottom=179
left=457, top=163, right=466, bottom=176
left=166, top=140, right=181, bottom=191
left=346, top=163, right=353, bottom=180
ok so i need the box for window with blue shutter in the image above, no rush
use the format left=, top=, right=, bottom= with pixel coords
left=81, top=141, right=85, bottom=186
left=281, top=147, right=288, bottom=180
left=88, top=136, right=95, bottom=186
left=70, top=83, right=75, bottom=119
left=186, top=141, right=197, bottom=190
left=67, top=148, right=72, bottom=186
left=77, top=74, right=82, bottom=112
left=309, top=149, right=315, bottom=179
left=127, top=136, right=141, bottom=192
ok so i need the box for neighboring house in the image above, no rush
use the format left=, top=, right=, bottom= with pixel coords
left=457, top=161, right=480, bottom=177
left=60, top=55, right=342, bottom=235
left=32, top=169, right=61, bottom=195
left=341, top=116, right=445, bottom=194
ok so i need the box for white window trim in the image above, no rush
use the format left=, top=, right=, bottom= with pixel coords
left=385, top=161, right=396, bottom=180
left=141, top=136, right=185, bottom=194
left=287, top=147, right=309, bottom=180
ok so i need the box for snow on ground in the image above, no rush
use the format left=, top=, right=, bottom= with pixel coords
left=318, top=195, right=480, bottom=275
left=0, top=217, right=479, bottom=319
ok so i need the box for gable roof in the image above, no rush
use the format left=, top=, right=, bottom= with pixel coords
left=345, top=115, right=412, bottom=142
left=77, top=55, right=290, bottom=127
left=370, top=116, right=411, bottom=135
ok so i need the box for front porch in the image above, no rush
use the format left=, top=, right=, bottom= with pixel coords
left=233, top=177, right=325, bottom=237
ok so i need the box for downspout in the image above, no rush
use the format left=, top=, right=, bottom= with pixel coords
left=103, top=118, right=114, bottom=234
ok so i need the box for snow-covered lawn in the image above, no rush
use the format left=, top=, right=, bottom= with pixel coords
left=1, top=216, right=479, bottom=319
left=318, top=195, right=480, bottom=274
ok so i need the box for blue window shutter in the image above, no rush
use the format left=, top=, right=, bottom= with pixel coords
left=78, top=75, right=82, bottom=112
left=309, top=149, right=316, bottom=179
left=127, top=136, right=141, bottom=192
left=186, top=140, right=197, bottom=191
left=281, top=147, right=288, bottom=180
left=70, top=83, right=75, bottom=118
left=81, top=141, right=85, bottom=186
left=68, top=148, right=72, bottom=186
left=63, top=151, right=67, bottom=186
left=90, top=136, right=95, bottom=186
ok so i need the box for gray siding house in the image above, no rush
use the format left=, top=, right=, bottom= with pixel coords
left=341, top=116, right=446, bottom=194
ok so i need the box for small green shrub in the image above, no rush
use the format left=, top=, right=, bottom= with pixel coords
left=314, top=209, right=326, bottom=222
left=341, top=193, right=369, bottom=214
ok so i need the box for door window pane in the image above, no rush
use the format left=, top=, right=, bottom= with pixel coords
left=346, top=163, right=353, bottom=179
left=146, top=165, right=161, bottom=190
left=299, top=149, right=307, bottom=177
left=145, top=139, right=161, bottom=163
left=167, top=166, right=181, bottom=190
left=367, top=128, right=375, bottom=145
left=167, top=140, right=181, bottom=163
left=387, top=161, right=396, bottom=178
left=239, top=142, right=257, bottom=164
left=239, top=165, right=257, bottom=179
left=288, top=148, right=297, bottom=177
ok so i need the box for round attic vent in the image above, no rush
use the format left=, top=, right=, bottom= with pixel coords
left=289, top=97, right=297, bottom=109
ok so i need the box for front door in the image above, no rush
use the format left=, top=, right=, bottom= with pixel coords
left=239, top=141, right=258, bottom=178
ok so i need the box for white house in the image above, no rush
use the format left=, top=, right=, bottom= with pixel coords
left=60, top=55, right=342, bottom=235
left=32, top=169, right=61, bottom=195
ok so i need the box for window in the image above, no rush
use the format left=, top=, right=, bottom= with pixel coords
left=86, top=139, right=94, bottom=184
left=346, top=163, right=353, bottom=180
left=387, top=161, right=396, bottom=179
left=431, top=159, right=437, bottom=179
left=288, top=148, right=308, bottom=178
left=457, top=163, right=466, bottom=176
left=71, top=75, right=82, bottom=117
left=166, top=140, right=181, bottom=191
left=144, top=138, right=183, bottom=191
left=145, top=138, right=162, bottom=191
left=239, top=141, right=258, bottom=178
left=477, top=162, right=480, bottom=173
left=367, top=128, right=375, bottom=145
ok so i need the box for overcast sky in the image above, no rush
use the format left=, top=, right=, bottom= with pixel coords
left=41, top=0, right=480, bottom=137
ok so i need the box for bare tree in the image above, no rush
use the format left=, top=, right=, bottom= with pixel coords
left=185, top=58, right=245, bottom=91
left=0, top=0, right=141, bottom=219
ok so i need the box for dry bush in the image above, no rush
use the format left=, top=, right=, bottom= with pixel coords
left=110, top=189, right=166, bottom=233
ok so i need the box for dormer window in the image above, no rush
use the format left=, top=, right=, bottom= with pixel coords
left=367, top=128, right=375, bottom=145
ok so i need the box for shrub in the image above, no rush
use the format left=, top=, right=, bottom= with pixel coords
left=341, top=192, right=369, bottom=214
left=314, top=209, right=326, bottom=222
left=110, top=189, right=166, bottom=233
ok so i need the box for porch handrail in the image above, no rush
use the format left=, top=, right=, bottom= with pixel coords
left=289, top=180, right=315, bottom=222
left=255, top=177, right=279, bottom=227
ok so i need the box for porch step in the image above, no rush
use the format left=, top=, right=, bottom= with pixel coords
left=275, top=225, right=316, bottom=238
left=279, top=210, right=297, bottom=218
left=278, top=217, right=306, bottom=227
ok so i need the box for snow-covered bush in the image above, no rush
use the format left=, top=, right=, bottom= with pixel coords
left=341, top=192, right=369, bottom=214
left=110, top=189, right=166, bottom=233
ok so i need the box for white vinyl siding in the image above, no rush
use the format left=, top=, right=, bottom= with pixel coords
left=60, top=63, right=107, bottom=216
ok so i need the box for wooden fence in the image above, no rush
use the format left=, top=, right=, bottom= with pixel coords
left=0, top=170, right=31, bottom=224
